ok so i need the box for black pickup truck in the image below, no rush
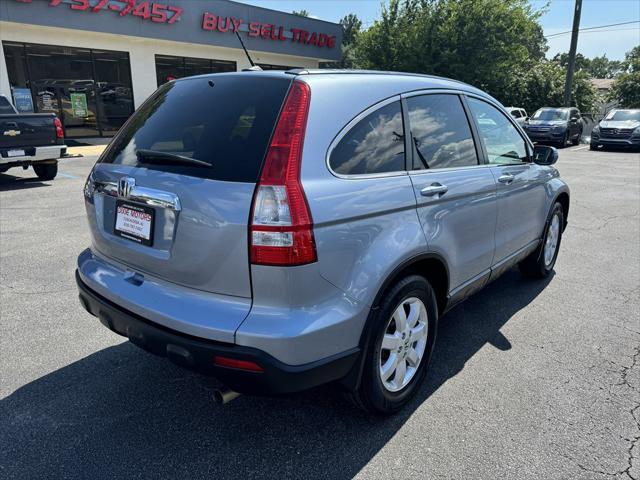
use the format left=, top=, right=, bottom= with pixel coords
left=0, top=94, right=68, bottom=180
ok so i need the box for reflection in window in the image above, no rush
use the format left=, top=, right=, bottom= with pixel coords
left=155, top=55, right=236, bottom=87
left=330, top=101, right=405, bottom=175
left=407, top=94, right=478, bottom=170
left=467, top=98, right=527, bottom=165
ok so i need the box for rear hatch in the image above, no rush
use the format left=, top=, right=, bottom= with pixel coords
left=85, top=73, right=293, bottom=299
left=0, top=113, right=57, bottom=149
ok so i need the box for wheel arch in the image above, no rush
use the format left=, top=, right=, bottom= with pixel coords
left=371, top=253, right=450, bottom=315
left=340, top=252, right=450, bottom=392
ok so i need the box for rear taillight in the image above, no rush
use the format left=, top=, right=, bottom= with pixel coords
left=54, top=117, right=64, bottom=139
left=250, top=81, right=316, bottom=266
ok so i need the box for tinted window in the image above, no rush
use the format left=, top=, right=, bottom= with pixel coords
left=510, top=110, right=521, bottom=118
left=330, top=101, right=405, bottom=175
left=0, top=96, right=15, bottom=114
left=101, top=75, right=292, bottom=182
left=467, top=98, right=528, bottom=165
left=407, top=94, right=478, bottom=170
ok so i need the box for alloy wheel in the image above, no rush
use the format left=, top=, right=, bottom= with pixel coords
left=378, top=297, right=429, bottom=392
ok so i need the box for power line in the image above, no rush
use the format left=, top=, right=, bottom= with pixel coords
left=546, top=20, right=639, bottom=38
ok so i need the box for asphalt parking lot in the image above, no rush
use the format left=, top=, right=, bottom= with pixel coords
left=1, top=145, right=639, bottom=480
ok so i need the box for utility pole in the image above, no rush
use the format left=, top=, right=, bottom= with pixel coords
left=563, top=0, right=583, bottom=107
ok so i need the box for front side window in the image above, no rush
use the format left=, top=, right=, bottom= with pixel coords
left=467, top=97, right=528, bottom=165
left=407, top=94, right=478, bottom=170
left=329, top=100, right=405, bottom=175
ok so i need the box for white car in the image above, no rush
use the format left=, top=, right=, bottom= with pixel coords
left=507, top=107, right=528, bottom=126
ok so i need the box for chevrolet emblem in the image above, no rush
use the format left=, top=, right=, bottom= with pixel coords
left=3, top=130, right=21, bottom=137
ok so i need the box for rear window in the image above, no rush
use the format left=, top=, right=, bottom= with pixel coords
left=100, top=75, right=292, bottom=182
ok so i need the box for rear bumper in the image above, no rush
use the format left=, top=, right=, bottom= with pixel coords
left=0, top=145, right=67, bottom=166
left=76, top=270, right=360, bottom=394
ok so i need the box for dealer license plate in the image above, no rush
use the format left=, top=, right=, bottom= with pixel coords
left=114, top=201, right=154, bottom=246
left=7, top=149, right=25, bottom=157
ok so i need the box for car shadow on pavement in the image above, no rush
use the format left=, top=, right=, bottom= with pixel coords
left=0, top=173, right=51, bottom=191
left=0, top=269, right=552, bottom=480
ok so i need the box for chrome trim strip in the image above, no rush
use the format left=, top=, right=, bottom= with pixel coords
left=92, top=180, right=182, bottom=211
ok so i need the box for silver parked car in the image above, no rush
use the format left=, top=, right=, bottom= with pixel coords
left=77, top=70, right=569, bottom=413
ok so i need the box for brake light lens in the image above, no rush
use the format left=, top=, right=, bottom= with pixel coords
left=54, top=117, right=64, bottom=139
left=250, top=81, right=317, bottom=266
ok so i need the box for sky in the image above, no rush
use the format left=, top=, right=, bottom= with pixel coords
left=242, top=0, right=640, bottom=60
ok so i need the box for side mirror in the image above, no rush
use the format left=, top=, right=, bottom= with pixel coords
left=533, top=145, right=558, bottom=165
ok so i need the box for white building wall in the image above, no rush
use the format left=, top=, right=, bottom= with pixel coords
left=0, top=21, right=320, bottom=109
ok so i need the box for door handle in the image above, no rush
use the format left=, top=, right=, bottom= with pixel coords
left=420, top=183, right=448, bottom=197
left=497, top=173, right=514, bottom=184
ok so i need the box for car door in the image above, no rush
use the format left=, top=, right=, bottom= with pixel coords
left=404, top=92, right=497, bottom=298
left=465, top=96, right=549, bottom=266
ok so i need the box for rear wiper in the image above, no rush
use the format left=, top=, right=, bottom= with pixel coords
left=136, top=149, right=211, bottom=168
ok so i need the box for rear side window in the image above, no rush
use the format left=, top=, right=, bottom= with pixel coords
left=407, top=94, right=478, bottom=170
left=101, top=75, right=292, bottom=182
left=329, top=100, right=405, bottom=175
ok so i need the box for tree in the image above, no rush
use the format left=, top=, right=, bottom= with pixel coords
left=503, top=60, right=597, bottom=113
left=292, top=9, right=309, bottom=17
left=608, top=46, right=640, bottom=108
left=341, top=13, right=362, bottom=46
left=356, top=0, right=547, bottom=96
left=553, top=52, right=624, bottom=78
left=322, top=13, right=363, bottom=68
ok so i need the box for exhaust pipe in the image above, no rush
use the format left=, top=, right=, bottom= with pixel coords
left=213, top=388, right=241, bottom=405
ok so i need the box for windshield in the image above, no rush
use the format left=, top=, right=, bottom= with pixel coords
left=605, top=110, right=640, bottom=122
left=532, top=109, right=568, bottom=121
left=100, top=74, right=292, bottom=182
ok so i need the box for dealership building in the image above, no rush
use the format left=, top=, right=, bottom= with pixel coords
left=0, top=0, right=342, bottom=138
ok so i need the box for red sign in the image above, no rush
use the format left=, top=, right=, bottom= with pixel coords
left=20, top=0, right=183, bottom=24
left=202, top=13, right=336, bottom=49
left=14, top=1, right=337, bottom=49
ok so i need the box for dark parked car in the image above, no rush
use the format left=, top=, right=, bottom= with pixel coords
left=590, top=109, right=640, bottom=150
left=0, top=94, right=67, bottom=180
left=523, top=107, right=583, bottom=147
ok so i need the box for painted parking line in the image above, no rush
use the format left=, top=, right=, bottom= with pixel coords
left=570, top=146, right=589, bottom=151
left=58, top=172, right=79, bottom=179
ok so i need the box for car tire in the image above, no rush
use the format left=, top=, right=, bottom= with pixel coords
left=346, top=275, right=438, bottom=414
left=589, top=142, right=598, bottom=150
left=33, top=162, right=58, bottom=181
left=559, top=132, right=569, bottom=148
left=571, top=133, right=580, bottom=146
left=519, top=202, right=564, bottom=279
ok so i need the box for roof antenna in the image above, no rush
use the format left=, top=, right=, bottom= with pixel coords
left=236, top=31, right=262, bottom=71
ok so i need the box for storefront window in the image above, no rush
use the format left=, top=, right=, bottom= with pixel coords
left=155, top=55, right=236, bottom=86
left=1, top=41, right=134, bottom=138
left=93, top=49, right=135, bottom=134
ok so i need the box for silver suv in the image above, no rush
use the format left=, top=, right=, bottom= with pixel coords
left=77, top=70, right=569, bottom=413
